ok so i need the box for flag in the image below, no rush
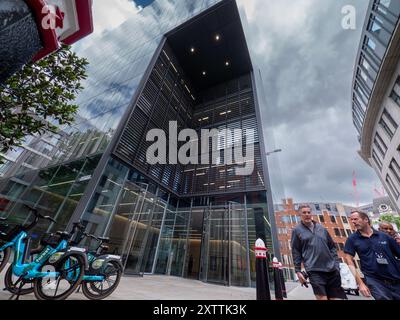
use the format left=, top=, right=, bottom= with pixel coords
left=352, top=170, right=357, bottom=187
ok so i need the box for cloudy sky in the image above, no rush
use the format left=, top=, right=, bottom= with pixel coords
left=76, top=0, right=382, bottom=207
left=236, top=0, right=383, bottom=206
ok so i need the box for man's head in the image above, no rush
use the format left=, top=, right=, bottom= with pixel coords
left=298, top=204, right=313, bottom=224
left=350, top=210, right=370, bottom=231
left=379, top=221, right=396, bottom=237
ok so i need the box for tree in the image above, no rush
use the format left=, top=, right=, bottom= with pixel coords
left=0, top=44, right=88, bottom=158
left=379, top=214, right=400, bottom=230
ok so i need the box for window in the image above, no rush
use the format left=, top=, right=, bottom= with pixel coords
left=391, top=90, right=400, bottom=107
left=330, top=216, right=336, bottom=223
left=338, top=243, right=345, bottom=251
left=346, top=229, right=352, bottom=236
left=315, top=204, right=320, bottom=211
left=380, top=109, right=397, bottom=139
left=386, top=174, right=400, bottom=199
left=334, top=228, right=341, bottom=237
left=380, top=117, right=394, bottom=139
left=391, top=76, right=400, bottom=107
left=373, top=150, right=384, bottom=170
left=389, top=158, right=400, bottom=183
left=281, top=216, right=290, bottom=224
left=341, top=216, right=348, bottom=224
left=319, top=215, right=325, bottom=223
left=374, top=132, right=388, bottom=157
left=326, top=204, right=331, bottom=211
left=340, top=229, right=346, bottom=237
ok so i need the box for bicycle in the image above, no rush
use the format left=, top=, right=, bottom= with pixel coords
left=5, top=221, right=122, bottom=300
left=77, top=231, right=123, bottom=300
left=0, top=205, right=87, bottom=300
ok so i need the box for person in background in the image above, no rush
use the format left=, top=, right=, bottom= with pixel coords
left=344, top=211, right=400, bottom=300
left=378, top=221, right=400, bottom=245
left=291, top=204, right=347, bottom=300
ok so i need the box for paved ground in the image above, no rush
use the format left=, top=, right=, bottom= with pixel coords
left=0, top=273, right=371, bottom=300
left=286, top=281, right=373, bottom=300
left=0, top=274, right=257, bottom=300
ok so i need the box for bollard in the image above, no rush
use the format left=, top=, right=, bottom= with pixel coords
left=255, top=239, right=271, bottom=300
left=278, top=262, right=287, bottom=298
left=272, top=257, right=284, bottom=300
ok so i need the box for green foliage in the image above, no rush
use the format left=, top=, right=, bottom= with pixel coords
left=0, top=44, right=88, bottom=158
left=379, top=214, right=400, bottom=230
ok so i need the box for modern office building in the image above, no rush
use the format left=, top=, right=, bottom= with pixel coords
left=0, top=0, right=277, bottom=287
left=352, top=0, right=400, bottom=211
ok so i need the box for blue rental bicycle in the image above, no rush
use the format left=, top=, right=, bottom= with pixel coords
left=5, top=221, right=122, bottom=300
left=0, top=205, right=87, bottom=300
left=70, top=224, right=123, bottom=300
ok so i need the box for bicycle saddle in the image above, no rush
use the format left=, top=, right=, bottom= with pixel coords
left=56, top=231, right=71, bottom=238
left=98, top=237, right=110, bottom=243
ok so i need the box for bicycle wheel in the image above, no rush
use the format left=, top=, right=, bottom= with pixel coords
left=4, top=264, right=34, bottom=295
left=33, top=253, right=85, bottom=300
left=0, top=247, right=11, bottom=273
left=81, top=260, right=122, bottom=300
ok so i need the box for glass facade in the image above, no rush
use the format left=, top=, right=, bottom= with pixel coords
left=0, top=0, right=275, bottom=287
left=352, top=0, right=400, bottom=136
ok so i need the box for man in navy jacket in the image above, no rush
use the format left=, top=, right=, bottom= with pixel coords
left=344, top=210, right=400, bottom=300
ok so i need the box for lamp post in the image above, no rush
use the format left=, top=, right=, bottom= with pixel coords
left=266, top=149, right=282, bottom=156
left=264, top=148, right=283, bottom=263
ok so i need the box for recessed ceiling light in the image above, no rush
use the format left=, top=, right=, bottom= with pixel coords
left=190, top=47, right=195, bottom=53
left=202, top=71, right=206, bottom=76
left=225, top=61, right=230, bottom=66
left=215, top=34, right=220, bottom=41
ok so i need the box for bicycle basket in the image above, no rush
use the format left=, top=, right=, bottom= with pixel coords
left=40, top=233, right=62, bottom=247
left=0, top=223, right=21, bottom=242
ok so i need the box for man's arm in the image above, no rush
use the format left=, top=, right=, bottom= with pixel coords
left=326, top=230, right=339, bottom=262
left=344, top=253, right=371, bottom=297
left=291, top=229, right=307, bottom=284
left=387, top=234, right=400, bottom=257
left=290, top=229, right=302, bottom=273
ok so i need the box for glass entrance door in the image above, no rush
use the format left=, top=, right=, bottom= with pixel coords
left=183, top=208, right=204, bottom=279
left=199, top=202, right=250, bottom=286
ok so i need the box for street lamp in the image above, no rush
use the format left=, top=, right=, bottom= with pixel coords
left=266, top=149, right=282, bottom=156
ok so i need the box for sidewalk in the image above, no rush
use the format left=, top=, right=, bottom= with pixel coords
left=0, top=274, right=370, bottom=300
left=0, top=274, right=257, bottom=300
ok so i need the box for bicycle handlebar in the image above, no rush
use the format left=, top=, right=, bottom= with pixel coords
left=83, top=232, right=99, bottom=241
left=23, top=204, right=57, bottom=232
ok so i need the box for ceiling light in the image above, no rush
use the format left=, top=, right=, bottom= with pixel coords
left=202, top=71, right=206, bottom=76
left=190, top=47, right=195, bottom=53
left=225, top=61, right=230, bottom=66
left=215, top=34, right=220, bottom=41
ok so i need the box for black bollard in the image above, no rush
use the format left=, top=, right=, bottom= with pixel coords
left=255, top=239, right=271, bottom=300
left=272, top=258, right=284, bottom=300
left=278, top=262, right=287, bottom=298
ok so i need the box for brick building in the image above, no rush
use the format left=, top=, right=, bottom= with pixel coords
left=275, top=198, right=361, bottom=281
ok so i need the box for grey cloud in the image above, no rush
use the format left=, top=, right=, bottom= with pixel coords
left=240, top=0, right=380, bottom=205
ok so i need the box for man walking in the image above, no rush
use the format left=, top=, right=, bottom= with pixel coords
left=344, top=211, right=400, bottom=300
left=291, top=204, right=347, bottom=300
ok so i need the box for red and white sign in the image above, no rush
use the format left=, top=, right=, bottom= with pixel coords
left=255, top=238, right=268, bottom=259
left=24, top=0, right=93, bottom=61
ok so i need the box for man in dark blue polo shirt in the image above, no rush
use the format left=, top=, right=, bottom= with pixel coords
left=344, top=210, right=400, bottom=300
